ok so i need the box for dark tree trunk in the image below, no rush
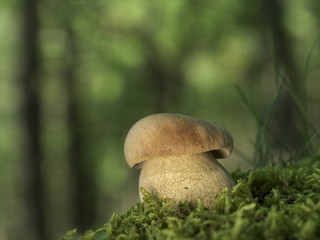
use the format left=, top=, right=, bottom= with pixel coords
left=265, top=0, right=306, bottom=153
left=19, top=0, right=46, bottom=239
left=63, top=2, right=97, bottom=231
left=142, top=34, right=183, bottom=112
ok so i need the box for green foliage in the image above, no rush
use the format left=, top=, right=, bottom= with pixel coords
left=62, top=157, right=320, bottom=240
left=237, top=73, right=320, bottom=167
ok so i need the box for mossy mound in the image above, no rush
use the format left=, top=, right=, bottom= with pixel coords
left=62, top=158, right=320, bottom=240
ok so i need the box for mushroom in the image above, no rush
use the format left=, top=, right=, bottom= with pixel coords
left=124, top=113, right=235, bottom=207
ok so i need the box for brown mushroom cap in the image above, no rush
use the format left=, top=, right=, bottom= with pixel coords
left=124, top=113, right=233, bottom=168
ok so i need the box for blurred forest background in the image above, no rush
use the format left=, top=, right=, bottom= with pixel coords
left=1, top=0, right=320, bottom=239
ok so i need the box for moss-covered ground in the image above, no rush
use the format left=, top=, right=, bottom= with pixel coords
left=62, top=158, right=320, bottom=240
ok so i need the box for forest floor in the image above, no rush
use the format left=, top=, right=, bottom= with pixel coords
left=62, top=157, right=320, bottom=240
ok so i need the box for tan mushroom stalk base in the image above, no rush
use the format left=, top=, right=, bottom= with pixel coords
left=139, top=152, right=235, bottom=207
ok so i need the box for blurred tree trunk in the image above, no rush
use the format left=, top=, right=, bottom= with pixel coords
left=19, top=0, right=47, bottom=239
left=149, top=58, right=184, bottom=113
left=141, top=34, right=183, bottom=112
left=63, top=2, right=97, bottom=232
left=265, top=0, right=306, bottom=153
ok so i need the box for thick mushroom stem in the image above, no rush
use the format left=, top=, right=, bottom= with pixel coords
left=139, top=151, right=235, bottom=207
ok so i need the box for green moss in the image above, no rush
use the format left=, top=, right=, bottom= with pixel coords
left=62, top=158, right=320, bottom=240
